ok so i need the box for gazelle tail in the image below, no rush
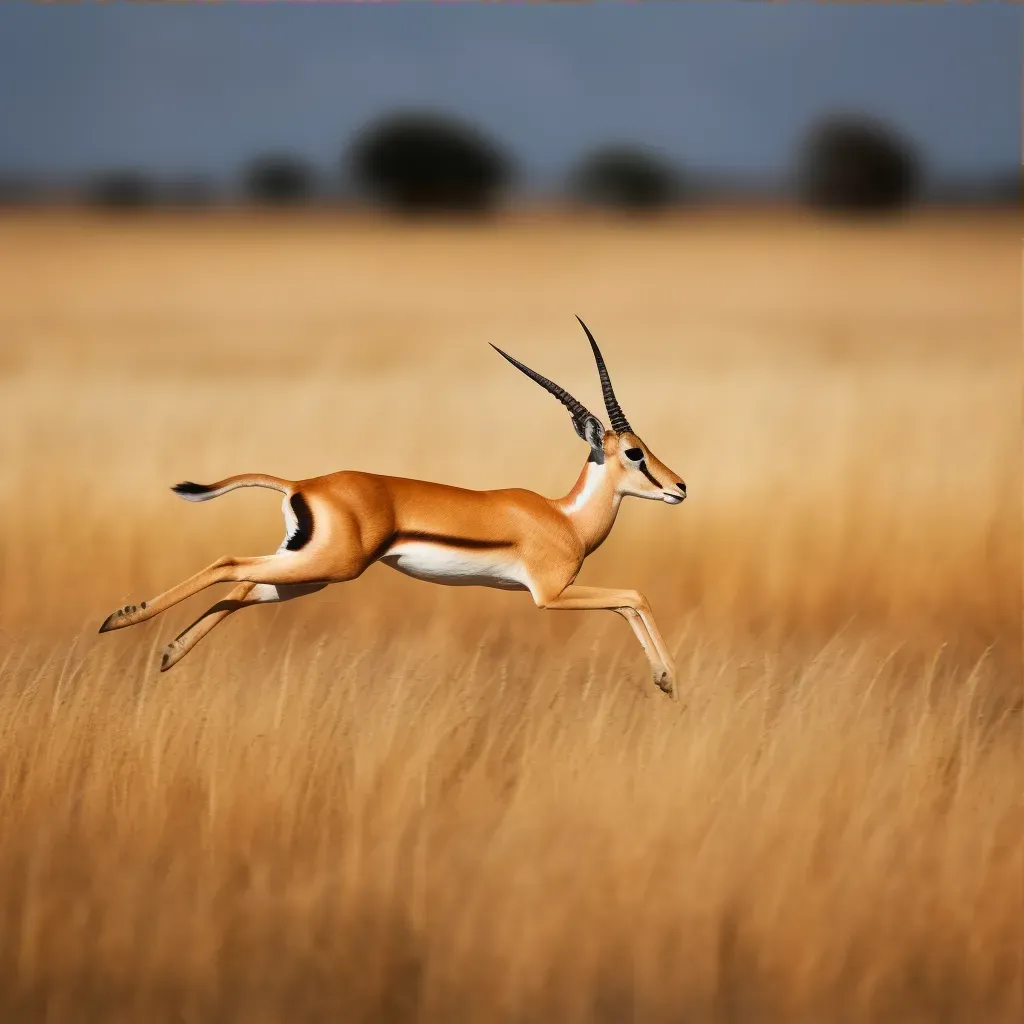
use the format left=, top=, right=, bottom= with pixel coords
left=171, top=474, right=292, bottom=502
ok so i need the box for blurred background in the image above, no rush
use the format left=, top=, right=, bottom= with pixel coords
left=0, top=2, right=1018, bottom=214
left=0, top=5, right=1020, bottom=1022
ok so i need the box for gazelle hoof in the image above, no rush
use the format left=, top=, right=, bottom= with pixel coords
left=98, top=601, right=152, bottom=633
left=653, top=669, right=675, bottom=697
left=160, top=642, right=183, bottom=672
left=98, top=607, right=129, bottom=632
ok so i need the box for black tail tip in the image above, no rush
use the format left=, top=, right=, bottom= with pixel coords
left=171, top=481, right=210, bottom=498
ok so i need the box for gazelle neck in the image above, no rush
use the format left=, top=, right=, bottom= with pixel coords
left=554, top=456, right=622, bottom=555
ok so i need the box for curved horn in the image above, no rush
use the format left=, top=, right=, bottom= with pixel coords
left=490, top=344, right=601, bottom=441
left=575, top=316, right=632, bottom=434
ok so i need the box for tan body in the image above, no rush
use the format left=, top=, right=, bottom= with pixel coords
left=99, top=320, right=687, bottom=695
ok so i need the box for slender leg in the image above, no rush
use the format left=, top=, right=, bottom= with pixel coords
left=98, top=552, right=330, bottom=633
left=160, top=581, right=327, bottom=672
left=537, top=584, right=677, bottom=697
left=617, top=606, right=666, bottom=675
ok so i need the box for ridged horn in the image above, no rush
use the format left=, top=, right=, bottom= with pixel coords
left=490, top=344, right=600, bottom=441
left=575, top=316, right=632, bottom=434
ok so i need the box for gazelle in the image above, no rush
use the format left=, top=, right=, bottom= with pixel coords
left=99, top=318, right=687, bottom=694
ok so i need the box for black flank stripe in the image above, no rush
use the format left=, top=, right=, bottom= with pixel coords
left=395, top=531, right=514, bottom=550
left=369, top=532, right=398, bottom=564
left=284, top=492, right=315, bottom=551
left=639, top=461, right=662, bottom=489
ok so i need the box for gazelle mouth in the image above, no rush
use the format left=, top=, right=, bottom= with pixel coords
left=663, top=493, right=684, bottom=505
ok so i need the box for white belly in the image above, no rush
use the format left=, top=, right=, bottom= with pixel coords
left=381, top=541, right=530, bottom=591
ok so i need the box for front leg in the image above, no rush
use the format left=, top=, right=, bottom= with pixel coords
left=537, top=584, right=677, bottom=698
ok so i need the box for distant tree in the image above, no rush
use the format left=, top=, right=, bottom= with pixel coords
left=984, top=168, right=1022, bottom=207
left=165, top=175, right=217, bottom=207
left=242, top=153, right=316, bottom=205
left=796, top=115, right=920, bottom=215
left=346, top=111, right=513, bottom=213
left=86, top=170, right=159, bottom=209
left=0, top=174, right=40, bottom=206
left=568, top=145, right=683, bottom=212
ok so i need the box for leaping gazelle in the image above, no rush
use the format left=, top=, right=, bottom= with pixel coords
left=99, top=318, right=687, bottom=694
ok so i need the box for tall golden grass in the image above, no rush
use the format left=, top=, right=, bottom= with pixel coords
left=0, top=209, right=1019, bottom=1022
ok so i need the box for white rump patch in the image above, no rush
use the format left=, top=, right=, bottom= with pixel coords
left=276, top=494, right=306, bottom=553
left=381, top=542, right=531, bottom=591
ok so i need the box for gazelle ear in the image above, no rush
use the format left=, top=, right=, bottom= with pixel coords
left=576, top=414, right=607, bottom=459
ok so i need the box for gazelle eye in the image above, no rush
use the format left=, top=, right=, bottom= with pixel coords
left=624, top=447, right=644, bottom=461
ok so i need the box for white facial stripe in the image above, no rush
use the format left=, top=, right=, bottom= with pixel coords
left=382, top=542, right=531, bottom=591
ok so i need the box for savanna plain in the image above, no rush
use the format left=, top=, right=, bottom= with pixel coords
left=0, top=208, right=1019, bottom=1023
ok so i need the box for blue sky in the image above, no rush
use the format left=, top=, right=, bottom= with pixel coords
left=0, top=2, right=1018, bottom=187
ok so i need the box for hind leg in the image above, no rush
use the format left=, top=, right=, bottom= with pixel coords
left=98, top=551, right=334, bottom=633
left=160, top=581, right=327, bottom=672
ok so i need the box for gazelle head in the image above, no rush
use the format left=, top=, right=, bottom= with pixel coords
left=491, top=317, right=687, bottom=505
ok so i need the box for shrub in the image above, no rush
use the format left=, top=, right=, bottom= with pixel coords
left=569, top=145, right=683, bottom=212
left=0, top=174, right=40, bottom=206
left=983, top=168, right=1021, bottom=207
left=242, top=154, right=316, bottom=205
left=164, top=176, right=217, bottom=207
left=86, top=171, right=159, bottom=209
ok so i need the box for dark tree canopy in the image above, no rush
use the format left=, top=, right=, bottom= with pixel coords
left=569, top=145, right=683, bottom=212
left=796, top=115, right=920, bottom=214
left=0, top=174, right=39, bottom=206
left=242, top=153, right=316, bottom=204
left=86, top=171, right=159, bottom=209
left=985, top=168, right=1022, bottom=207
left=347, top=111, right=512, bottom=213
left=164, top=176, right=217, bottom=207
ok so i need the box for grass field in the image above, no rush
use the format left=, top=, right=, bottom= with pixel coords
left=0, top=208, right=1019, bottom=1022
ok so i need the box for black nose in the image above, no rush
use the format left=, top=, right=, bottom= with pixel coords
left=677, top=482, right=687, bottom=497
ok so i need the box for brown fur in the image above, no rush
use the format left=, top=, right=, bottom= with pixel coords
left=100, top=426, right=686, bottom=693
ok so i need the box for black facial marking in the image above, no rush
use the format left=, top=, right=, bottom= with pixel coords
left=639, top=461, right=662, bottom=488
left=624, top=447, right=644, bottom=461
left=284, top=492, right=314, bottom=551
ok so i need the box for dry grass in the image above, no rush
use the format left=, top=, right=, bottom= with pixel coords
left=0, top=208, right=1019, bottom=1022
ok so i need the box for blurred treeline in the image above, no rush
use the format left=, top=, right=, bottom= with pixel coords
left=0, top=108, right=1018, bottom=217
